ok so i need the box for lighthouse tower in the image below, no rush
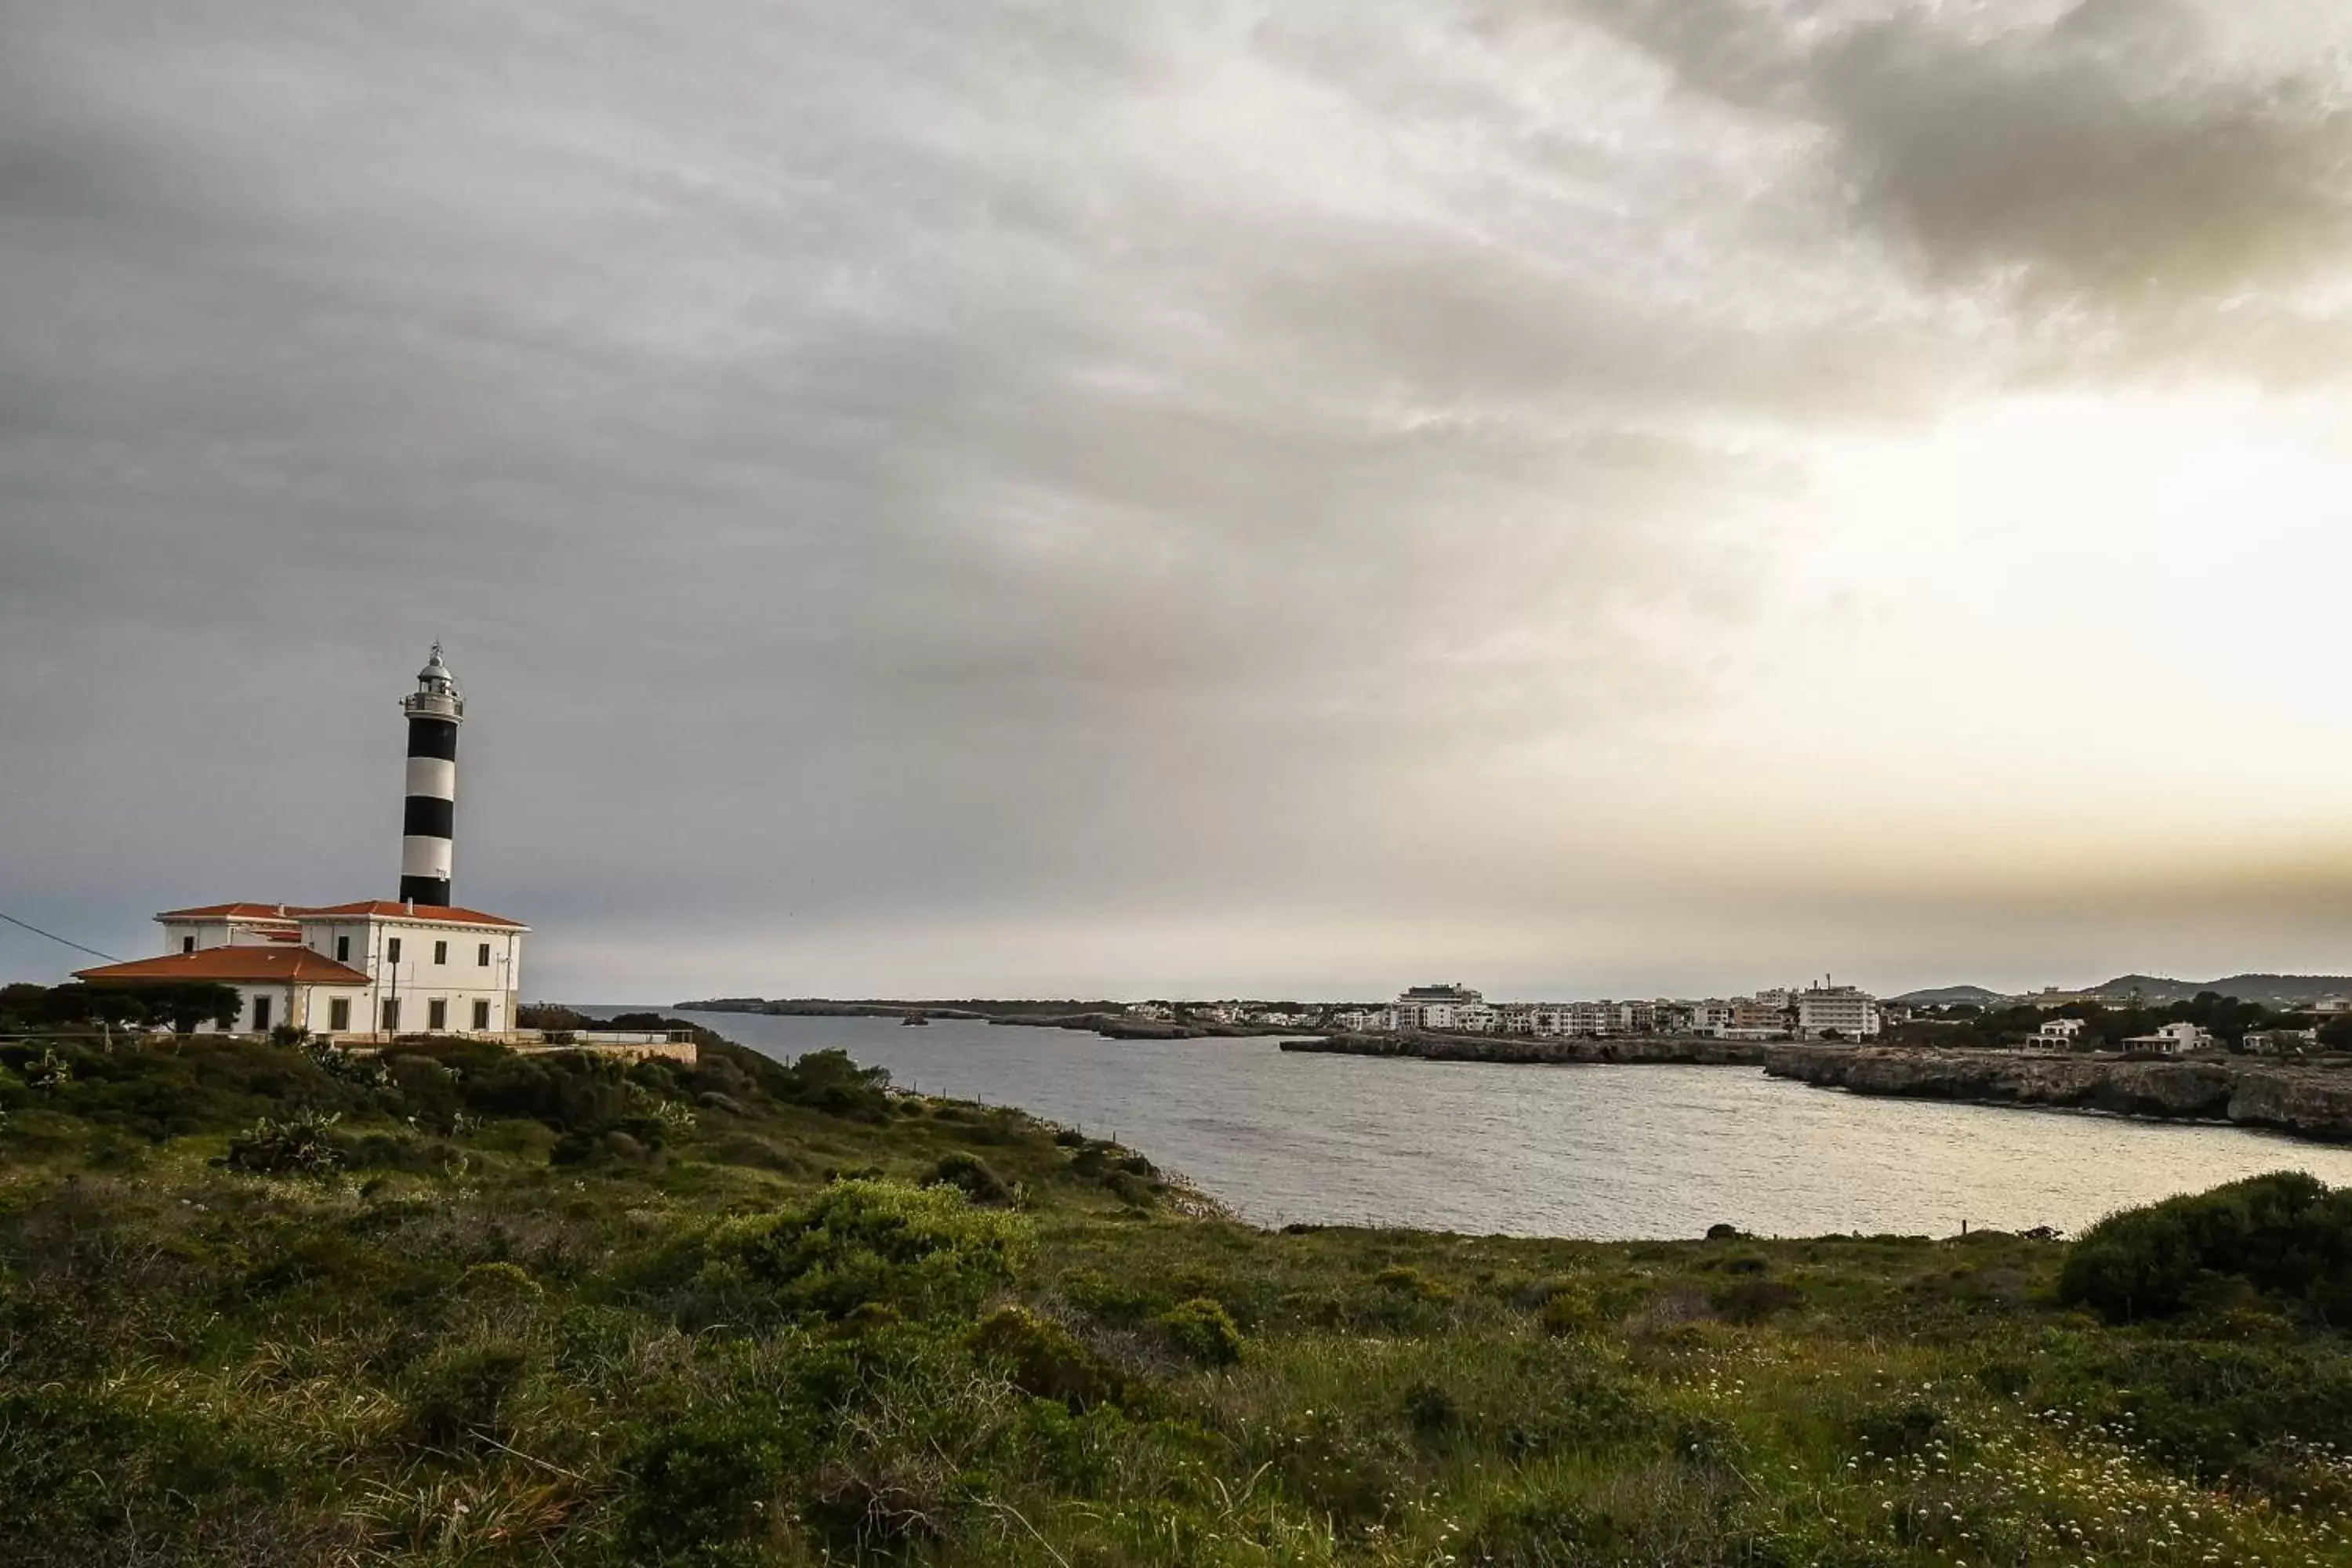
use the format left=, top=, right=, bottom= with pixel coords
left=397, top=644, right=464, bottom=906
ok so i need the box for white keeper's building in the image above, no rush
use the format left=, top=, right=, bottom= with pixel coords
left=74, top=648, right=530, bottom=1039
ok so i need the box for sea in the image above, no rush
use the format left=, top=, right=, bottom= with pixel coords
left=589, top=1008, right=2352, bottom=1241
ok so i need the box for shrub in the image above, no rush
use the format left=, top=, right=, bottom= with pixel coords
left=1536, top=1282, right=1599, bottom=1336
left=1711, top=1277, right=1804, bottom=1324
left=1161, top=1297, right=1243, bottom=1366
left=1849, top=1400, right=1945, bottom=1458
left=923, top=1151, right=1013, bottom=1207
left=706, top=1179, right=1031, bottom=1319
left=622, top=1413, right=798, bottom=1566
left=302, top=1039, right=389, bottom=1088
left=220, top=1109, right=344, bottom=1174
left=973, top=1305, right=1126, bottom=1409
left=769, top=1048, right=893, bottom=1120
left=1403, top=1378, right=1460, bottom=1436
left=404, top=1339, right=532, bottom=1448
left=1374, top=1264, right=1454, bottom=1301
left=1104, top=1170, right=1156, bottom=1208
left=457, top=1261, right=543, bottom=1301
left=2059, top=1172, right=2352, bottom=1323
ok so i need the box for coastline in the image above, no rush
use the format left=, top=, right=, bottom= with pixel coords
left=1286, top=1031, right=2352, bottom=1145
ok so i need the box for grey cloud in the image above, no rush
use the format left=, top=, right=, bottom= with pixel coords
left=1, top=0, right=2343, bottom=997
left=1577, top=0, right=2352, bottom=343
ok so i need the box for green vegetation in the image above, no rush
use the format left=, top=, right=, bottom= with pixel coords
left=2, top=978, right=241, bottom=1033
left=1904, top=989, right=2352, bottom=1051
left=8, top=1027, right=2352, bottom=1565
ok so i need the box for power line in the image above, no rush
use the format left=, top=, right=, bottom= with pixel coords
left=0, top=909, right=123, bottom=964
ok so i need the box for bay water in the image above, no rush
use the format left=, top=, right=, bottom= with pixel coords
left=629, top=1010, right=2352, bottom=1240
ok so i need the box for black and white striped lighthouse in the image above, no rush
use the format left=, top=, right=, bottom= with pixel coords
left=397, top=644, right=464, bottom=906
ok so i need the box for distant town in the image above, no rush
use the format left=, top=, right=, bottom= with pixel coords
left=1128, top=979, right=1882, bottom=1042
left=1118, top=975, right=2352, bottom=1058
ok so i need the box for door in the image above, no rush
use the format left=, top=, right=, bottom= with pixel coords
left=252, top=994, right=272, bottom=1033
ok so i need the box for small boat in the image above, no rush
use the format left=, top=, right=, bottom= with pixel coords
left=902, top=1012, right=931, bottom=1026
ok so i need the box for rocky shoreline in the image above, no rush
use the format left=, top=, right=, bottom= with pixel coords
left=1767, top=1046, right=2352, bottom=1143
left=1280, top=1032, right=1777, bottom=1066
left=1284, top=1033, right=2352, bottom=1143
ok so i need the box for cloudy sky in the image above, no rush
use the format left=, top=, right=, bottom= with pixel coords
left=5, top=0, right=2352, bottom=1003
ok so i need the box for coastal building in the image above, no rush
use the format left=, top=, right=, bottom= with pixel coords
left=2024, top=1018, right=2088, bottom=1054
left=1393, top=983, right=1483, bottom=1032
left=1690, top=1000, right=1737, bottom=1036
left=75, top=648, right=529, bottom=1039
left=2242, top=1028, right=2318, bottom=1058
left=2028, top=985, right=2137, bottom=1009
left=2124, top=1022, right=2211, bottom=1055
left=1375, top=978, right=1870, bottom=1040
left=1795, top=983, right=1881, bottom=1040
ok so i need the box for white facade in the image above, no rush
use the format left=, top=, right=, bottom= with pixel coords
left=148, top=902, right=527, bottom=1037
left=1690, top=1000, right=1738, bottom=1035
left=2127, top=1022, right=2211, bottom=1055
left=1795, top=985, right=1881, bottom=1040
left=1393, top=985, right=1484, bottom=1032
left=2024, top=1018, right=2088, bottom=1054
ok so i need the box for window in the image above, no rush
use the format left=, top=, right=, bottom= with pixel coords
left=387, top=937, right=402, bottom=964
left=472, top=999, right=491, bottom=1030
left=427, top=998, right=448, bottom=1031
left=382, top=999, right=400, bottom=1031
left=477, top=942, right=491, bottom=966
left=182, top=935, right=195, bottom=953
left=252, top=995, right=272, bottom=1033
left=433, top=939, right=448, bottom=965
left=336, top=935, right=350, bottom=963
left=328, top=997, right=350, bottom=1032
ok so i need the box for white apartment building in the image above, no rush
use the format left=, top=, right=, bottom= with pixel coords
left=1794, top=984, right=1882, bottom=1040
left=1393, top=983, right=1484, bottom=1031
left=1369, top=980, right=1871, bottom=1040
left=1690, top=1000, right=1738, bottom=1035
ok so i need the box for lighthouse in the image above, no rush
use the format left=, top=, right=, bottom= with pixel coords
left=397, top=644, right=463, bottom=906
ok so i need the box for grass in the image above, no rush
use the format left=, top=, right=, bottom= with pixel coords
left=4, top=1032, right=2352, bottom=1565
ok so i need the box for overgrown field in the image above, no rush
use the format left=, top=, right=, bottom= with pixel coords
left=5, top=1031, right=2352, bottom=1566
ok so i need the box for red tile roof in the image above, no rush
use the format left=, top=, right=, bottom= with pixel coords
left=296, top=901, right=527, bottom=929
left=154, top=902, right=301, bottom=922
left=75, top=947, right=372, bottom=985
left=154, top=899, right=526, bottom=930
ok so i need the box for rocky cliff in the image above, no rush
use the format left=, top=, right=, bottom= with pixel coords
left=1284, top=1035, right=2352, bottom=1143
left=1767, top=1047, right=2352, bottom=1142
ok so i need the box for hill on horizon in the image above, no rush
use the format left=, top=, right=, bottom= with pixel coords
left=2084, top=974, right=2352, bottom=1007
left=1889, top=984, right=2016, bottom=1006
left=1896, top=975, right=2352, bottom=1008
